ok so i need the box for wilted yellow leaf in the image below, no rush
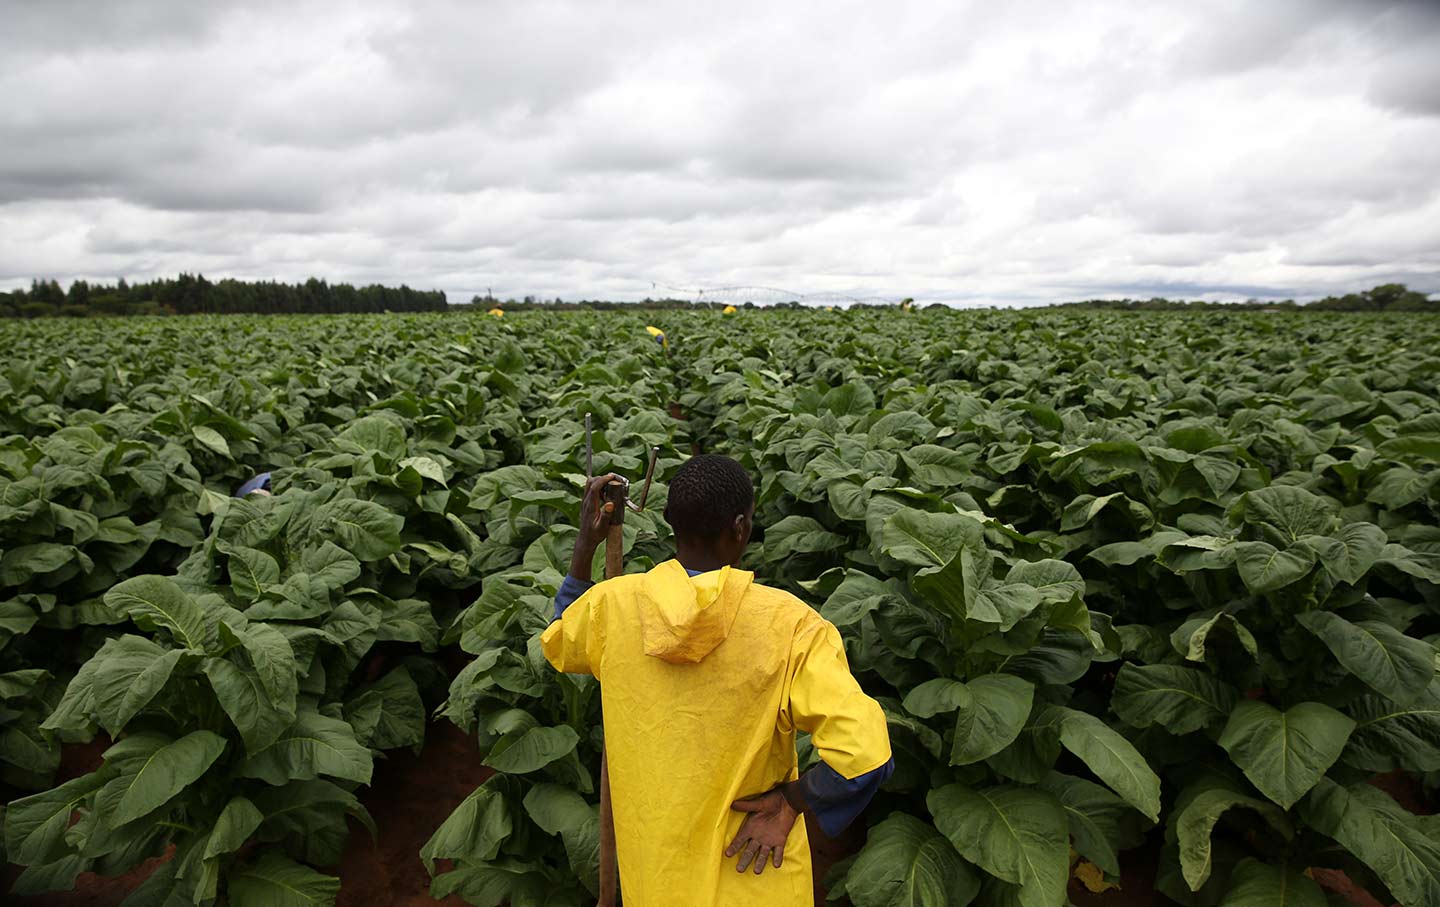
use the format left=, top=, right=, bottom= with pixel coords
left=1074, top=860, right=1119, bottom=894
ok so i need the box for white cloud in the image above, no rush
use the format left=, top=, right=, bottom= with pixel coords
left=1, top=0, right=1437, bottom=304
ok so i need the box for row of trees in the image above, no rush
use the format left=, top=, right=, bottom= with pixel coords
left=479, top=284, right=1437, bottom=312
left=1056, top=283, right=1435, bottom=312
left=1, top=275, right=448, bottom=317
left=3, top=277, right=1432, bottom=318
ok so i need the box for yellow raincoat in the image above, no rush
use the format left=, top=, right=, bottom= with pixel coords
left=541, top=560, right=891, bottom=906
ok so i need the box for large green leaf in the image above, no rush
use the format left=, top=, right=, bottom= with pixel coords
left=202, top=796, right=264, bottom=860
left=344, top=666, right=425, bottom=752
left=1233, top=541, right=1315, bottom=594
left=1171, top=609, right=1259, bottom=663
left=0, top=543, right=78, bottom=586
left=881, top=509, right=981, bottom=568
left=900, top=445, right=976, bottom=487
left=1342, top=678, right=1440, bottom=772
left=4, top=771, right=108, bottom=864
left=190, top=425, right=230, bottom=457
left=1302, top=778, right=1440, bottom=907
left=1297, top=611, right=1435, bottom=702
left=1218, top=858, right=1325, bottom=907
left=522, top=783, right=592, bottom=835
left=950, top=675, right=1034, bottom=766
left=228, top=547, right=280, bottom=601
left=1300, top=522, right=1387, bottom=585
left=844, top=812, right=980, bottom=907
left=90, top=635, right=187, bottom=735
left=1174, top=774, right=1293, bottom=891
left=928, top=784, right=1067, bottom=907
left=1242, top=486, right=1338, bottom=542
left=1005, top=559, right=1084, bottom=605
left=903, top=679, right=973, bottom=719
left=250, top=779, right=376, bottom=866
left=1038, top=772, right=1143, bottom=877
left=104, top=575, right=209, bottom=651
left=108, top=730, right=227, bottom=825
left=1056, top=708, right=1161, bottom=822
left=228, top=851, right=339, bottom=906
left=1218, top=701, right=1355, bottom=809
left=315, top=497, right=403, bottom=561
left=762, top=515, right=847, bottom=561
left=203, top=656, right=295, bottom=753
left=238, top=708, right=373, bottom=785
left=236, top=621, right=299, bottom=712
left=987, top=704, right=1065, bottom=784
left=820, top=570, right=905, bottom=627
left=430, top=858, right=549, bottom=903
left=1367, top=466, right=1436, bottom=509
left=483, top=725, right=580, bottom=774
left=338, top=414, right=407, bottom=461
left=1111, top=663, right=1240, bottom=735
left=523, top=783, right=600, bottom=892
left=421, top=781, right=513, bottom=873
left=302, top=542, right=361, bottom=591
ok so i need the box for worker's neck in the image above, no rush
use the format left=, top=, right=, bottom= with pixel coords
left=674, top=543, right=735, bottom=574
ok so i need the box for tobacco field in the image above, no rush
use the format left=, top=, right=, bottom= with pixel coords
left=1, top=307, right=1439, bottom=907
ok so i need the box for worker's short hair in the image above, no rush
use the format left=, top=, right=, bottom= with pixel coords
left=664, top=455, right=754, bottom=541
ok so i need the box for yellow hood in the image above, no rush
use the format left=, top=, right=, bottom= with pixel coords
left=636, top=560, right=752, bottom=664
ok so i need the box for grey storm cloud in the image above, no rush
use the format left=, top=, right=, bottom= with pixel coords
left=1, top=0, right=1438, bottom=304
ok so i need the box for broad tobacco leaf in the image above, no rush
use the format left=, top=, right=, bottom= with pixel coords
left=1218, top=701, right=1355, bottom=809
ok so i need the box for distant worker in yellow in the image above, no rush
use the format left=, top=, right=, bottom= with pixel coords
left=645, top=324, right=667, bottom=348
left=542, top=456, right=893, bottom=906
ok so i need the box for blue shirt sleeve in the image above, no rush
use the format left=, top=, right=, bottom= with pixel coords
left=552, top=574, right=595, bottom=622
left=787, top=755, right=895, bottom=837
left=552, top=567, right=702, bottom=622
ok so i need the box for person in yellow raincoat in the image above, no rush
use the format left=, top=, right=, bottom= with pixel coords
left=542, top=455, right=893, bottom=906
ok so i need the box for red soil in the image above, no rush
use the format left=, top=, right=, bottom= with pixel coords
left=331, top=721, right=491, bottom=906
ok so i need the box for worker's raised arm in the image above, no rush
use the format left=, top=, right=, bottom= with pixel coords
left=540, top=472, right=620, bottom=675
left=780, top=618, right=894, bottom=836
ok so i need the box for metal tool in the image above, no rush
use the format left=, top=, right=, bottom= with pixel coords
left=585, top=412, right=659, bottom=512
left=583, top=412, right=658, bottom=907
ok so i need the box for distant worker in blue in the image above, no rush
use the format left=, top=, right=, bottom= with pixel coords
left=235, top=472, right=272, bottom=497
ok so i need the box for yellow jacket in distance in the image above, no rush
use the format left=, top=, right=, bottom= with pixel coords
left=541, top=559, right=892, bottom=906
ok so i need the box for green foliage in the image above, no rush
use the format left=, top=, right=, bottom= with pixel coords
left=1, top=306, right=1438, bottom=905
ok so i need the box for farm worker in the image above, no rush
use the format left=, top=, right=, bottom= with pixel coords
left=234, top=472, right=271, bottom=497
left=644, top=325, right=667, bottom=348
left=487, top=307, right=504, bottom=317
left=542, top=455, right=893, bottom=906
left=722, top=304, right=737, bottom=314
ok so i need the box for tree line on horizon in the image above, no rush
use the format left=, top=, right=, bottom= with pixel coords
left=1, top=274, right=447, bottom=317
left=0, top=275, right=1433, bottom=317
left=1052, top=282, right=1434, bottom=312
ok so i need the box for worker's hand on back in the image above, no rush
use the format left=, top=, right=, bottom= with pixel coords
left=724, top=789, right=798, bottom=875
left=570, top=473, right=619, bottom=580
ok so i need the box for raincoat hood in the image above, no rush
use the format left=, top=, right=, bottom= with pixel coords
left=636, top=559, right=752, bottom=664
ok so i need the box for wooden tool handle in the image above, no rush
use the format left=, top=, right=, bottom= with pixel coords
left=598, top=479, right=626, bottom=907
left=598, top=749, right=617, bottom=906
left=602, top=480, right=627, bottom=581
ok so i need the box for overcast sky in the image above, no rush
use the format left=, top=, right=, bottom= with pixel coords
left=2, top=0, right=1438, bottom=305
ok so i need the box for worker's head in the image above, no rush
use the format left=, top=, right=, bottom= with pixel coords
left=663, top=454, right=754, bottom=566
